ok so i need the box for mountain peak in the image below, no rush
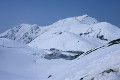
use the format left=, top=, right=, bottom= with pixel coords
left=75, top=14, right=99, bottom=25
left=51, top=15, right=99, bottom=27
left=75, top=14, right=89, bottom=20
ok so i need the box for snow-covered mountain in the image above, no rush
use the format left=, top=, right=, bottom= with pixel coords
left=28, top=15, right=120, bottom=52
left=1, top=15, right=120, bottom=52
left=0, top=24, right=51, bottom=44
left=1, top=15, right=120, bottom=48
left=1, top=15, right=120, bottom=80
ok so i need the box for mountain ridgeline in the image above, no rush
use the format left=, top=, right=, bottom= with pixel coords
left=0, top=15, right=120, bottom=51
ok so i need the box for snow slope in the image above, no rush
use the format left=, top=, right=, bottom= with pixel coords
left=64, top=42, right=120, bottom=80
left=29, top=31, right=97, bottom=51
left=0, top=38, right=71, bottom=80
left=1, top=38, right=120, bottom=80
left=0, top=38, right=47, bottom=80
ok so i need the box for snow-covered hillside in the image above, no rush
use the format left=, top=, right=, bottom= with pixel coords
left=0, top=38, right=120, bottom=80
left=0, top=38, right=46, bottom=80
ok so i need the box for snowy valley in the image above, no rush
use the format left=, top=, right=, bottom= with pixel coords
left=0, top=15, right=120, bottom=80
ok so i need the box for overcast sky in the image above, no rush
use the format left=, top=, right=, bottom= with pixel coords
left=0, top=0, right=120, bottom=33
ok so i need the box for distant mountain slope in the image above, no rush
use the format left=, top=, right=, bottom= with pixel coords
left=0, top=24, right=51, bottom=44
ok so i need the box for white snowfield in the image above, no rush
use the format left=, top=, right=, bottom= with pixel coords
left=0, top=15, right=120, bottom=80
left=0, top=38, right=120, bottom=80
